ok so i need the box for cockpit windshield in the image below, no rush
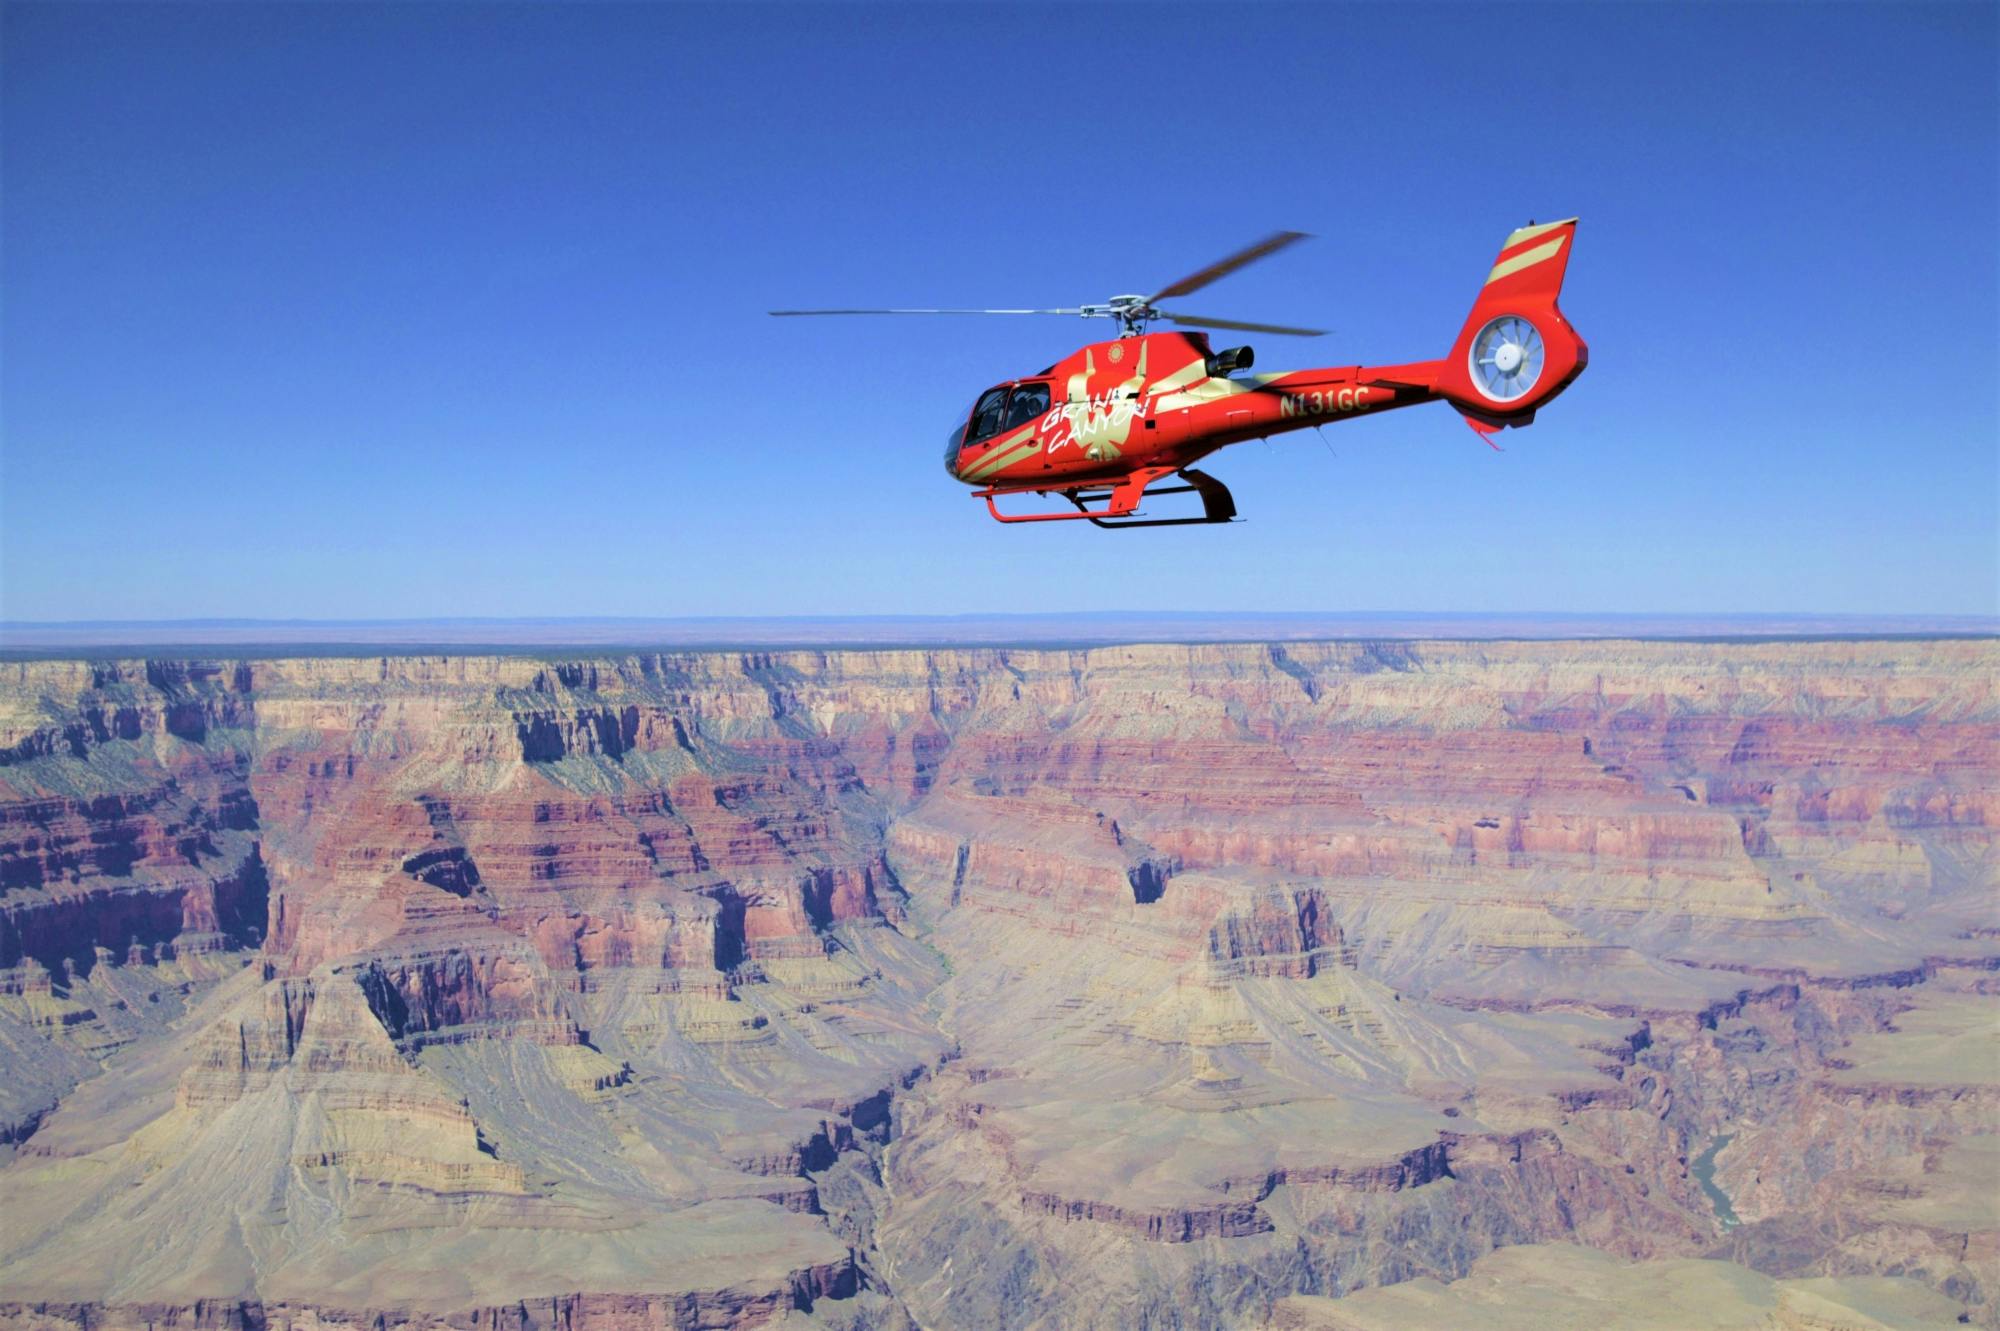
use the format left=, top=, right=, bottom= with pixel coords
left=968, top=388, right=1009, bottom=443
left=945, top=398, right=977, bottom=458
left=946, top=382, right=1056, bottom=472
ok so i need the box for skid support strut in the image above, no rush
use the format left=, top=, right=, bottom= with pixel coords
left=979, top=467, right=1238, bottom=528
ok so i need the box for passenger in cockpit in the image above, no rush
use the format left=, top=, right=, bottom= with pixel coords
left=1004, top=382, right=1051, bottom=431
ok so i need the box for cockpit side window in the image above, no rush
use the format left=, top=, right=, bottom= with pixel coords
left=1004, top=382, right=1051, bottom=430
left=967, top=387, right=1010, bottom=444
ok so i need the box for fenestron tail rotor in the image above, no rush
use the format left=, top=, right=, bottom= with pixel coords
left=1469, top=315, right=1546, bottom=402
left=769, top=232, right=1323, bottom=338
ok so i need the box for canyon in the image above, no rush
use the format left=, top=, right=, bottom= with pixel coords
left=0, top=640, right=1993, bottom=1329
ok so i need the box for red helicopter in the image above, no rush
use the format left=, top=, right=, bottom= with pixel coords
left=772, top=220, right=1587, bottom=527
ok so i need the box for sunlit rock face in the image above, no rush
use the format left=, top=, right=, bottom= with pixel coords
left=0, top=641, right=1993, bottom=1330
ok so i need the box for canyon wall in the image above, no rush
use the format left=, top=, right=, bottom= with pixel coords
left=0, top=641, right=1993, bottom=1329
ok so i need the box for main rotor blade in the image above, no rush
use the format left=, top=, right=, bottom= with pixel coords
left=1147, top=231, right=1311, bottom=303
left=768, top=307, right=1084, bottom=317
left=1162, top=311, right=1328, bottom=337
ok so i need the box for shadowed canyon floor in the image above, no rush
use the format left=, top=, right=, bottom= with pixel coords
left=0, top=642, right=1994, bottom=1329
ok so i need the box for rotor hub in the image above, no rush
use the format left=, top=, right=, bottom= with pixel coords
left=1098, top=295, right=1157, bottom=337
left=1494, top=342, right=1524, bottom=373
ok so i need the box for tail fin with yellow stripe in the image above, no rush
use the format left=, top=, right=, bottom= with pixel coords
left=1436, top=218, right=1588, bottom=430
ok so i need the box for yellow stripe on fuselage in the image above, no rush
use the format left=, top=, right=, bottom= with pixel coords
left=962, top=427, right=1040, bottom=481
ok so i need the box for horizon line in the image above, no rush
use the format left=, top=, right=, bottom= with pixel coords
left=2, top=610, right=1994, bottom=661
left=7, top=610, right=1996, bottom=630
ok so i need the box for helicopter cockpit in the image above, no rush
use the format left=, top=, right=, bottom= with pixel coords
left=945, top=382, right=1052, bottom=472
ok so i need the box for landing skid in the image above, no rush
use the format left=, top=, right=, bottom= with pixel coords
left=980, top=468, right=1238, bottom=528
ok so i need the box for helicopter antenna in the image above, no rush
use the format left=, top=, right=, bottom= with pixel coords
left=769, top=232, right=1327, bottom=339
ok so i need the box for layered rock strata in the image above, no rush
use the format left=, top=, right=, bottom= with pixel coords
left=0, top=641, right=1993, bottom=1328
left=1264, top=1241, right=1969, bottom=1329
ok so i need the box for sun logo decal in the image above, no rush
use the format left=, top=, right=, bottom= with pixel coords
left=1108, top=343, right=1125, bottom=364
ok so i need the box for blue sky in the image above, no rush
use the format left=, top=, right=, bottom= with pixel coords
left=3, top=2, right=1995, bottom=620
